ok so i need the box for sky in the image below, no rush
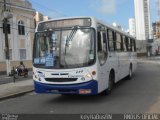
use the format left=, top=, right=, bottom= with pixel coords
left=29, top=0, right=158, bottom=30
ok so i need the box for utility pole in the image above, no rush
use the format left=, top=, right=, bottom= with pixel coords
left=3, top=0, right=11, bottom=76
left=158, top=0, right=160, bottom=20
left=4, top=0, right=9, bottom=60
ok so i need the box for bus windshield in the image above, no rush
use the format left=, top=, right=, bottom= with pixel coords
left=33, top=28, right=95, bottom=69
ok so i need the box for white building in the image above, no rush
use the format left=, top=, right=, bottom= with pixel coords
left=34, top=11, right=50, bottom=26
left=0, top=0, right=35, bottom=74
left=112, top=22, right=124, bottom=31
left=134, top=0, right=152, bottom=40
left=134, top=0, right=153, bottom=55
left=129, top=18, right=136, bottom=37
left=43, top=16, right=50, bottom=21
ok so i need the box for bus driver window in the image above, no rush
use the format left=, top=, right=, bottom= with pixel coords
left=97, top=31, right=107, bottom=65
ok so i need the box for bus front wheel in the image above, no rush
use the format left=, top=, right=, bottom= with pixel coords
left=102, top=71, right=114, bottom=95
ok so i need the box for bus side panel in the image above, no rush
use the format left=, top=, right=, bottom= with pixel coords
left=97, top=62, right=109, bottom=93
left=97, top=52, right=119, bottom=93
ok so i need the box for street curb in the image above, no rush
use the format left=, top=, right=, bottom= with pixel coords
left=137, top=60, right=160, bottom=64
left=0, top=89, right=34, bottom=101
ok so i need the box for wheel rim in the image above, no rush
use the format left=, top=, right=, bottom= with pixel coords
left=129, top=68, right=132, bottom=77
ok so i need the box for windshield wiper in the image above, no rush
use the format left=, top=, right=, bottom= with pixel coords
left=65, top=26, right=79, bottom=55
left=63, top=26, right=79, bottom=68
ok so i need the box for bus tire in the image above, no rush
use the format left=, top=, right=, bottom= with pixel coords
left=127, top=65, right=132, bottom=80
left=102, top=71, right=114, bottom=95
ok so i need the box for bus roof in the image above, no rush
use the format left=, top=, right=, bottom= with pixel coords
left=36, top=16, right=135, bottom=39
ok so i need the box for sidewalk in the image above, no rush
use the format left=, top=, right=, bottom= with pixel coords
left=0, top=79, right=34, bottom=101
left=137, top=56, right=160, bottom=64
left=139, top=56, right=160, bottom=60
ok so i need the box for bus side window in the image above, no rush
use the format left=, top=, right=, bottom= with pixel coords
left=116, top=33, right=122, bottom=51
left=98, top=32, right=102, bottom=52
left=130, top=39, right=134, bottom=52
left=128, top=38, right=132, bottom=52
left=97, top=31, right=107, bottom=65
left=102, top=32, right=107, bottom=53
left=120, top=35, right=123, bottom=51
left=125, top=37, right=129, bottom=51
left=107, top=29, right=115, bottom=51
left=133, top=39, right=136, bottom=52
left=122, top=36, right=127, bottom=52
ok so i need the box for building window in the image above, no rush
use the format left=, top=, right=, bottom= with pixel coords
left=3, top=23, right=11, bottom=34
left=18, top=21, right=25, bottom=35
left=122, top=36, right=127, bottom=52
left=20, top=49, right=26, bottom=60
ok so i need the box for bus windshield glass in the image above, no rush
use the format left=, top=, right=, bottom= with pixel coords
left=33, top=28, right=95, bottom=69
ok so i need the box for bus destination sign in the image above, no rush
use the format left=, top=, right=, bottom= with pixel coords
left=37, top=18, right=91, bottom=31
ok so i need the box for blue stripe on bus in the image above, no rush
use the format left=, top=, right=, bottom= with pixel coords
left=34, top=80, right=98, bottom=95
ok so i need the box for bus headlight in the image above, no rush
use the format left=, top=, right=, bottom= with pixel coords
left=85, top=74, right=92, bottom=78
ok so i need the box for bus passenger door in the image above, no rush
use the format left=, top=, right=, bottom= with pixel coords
left=97, top=31, right=108, bottom=92
left=107, top=29, right=119, bottom=82
left=116, top=33, right=124, bottom=80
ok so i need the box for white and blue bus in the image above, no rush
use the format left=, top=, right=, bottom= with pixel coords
left=33, top=17, right=137, bottom=95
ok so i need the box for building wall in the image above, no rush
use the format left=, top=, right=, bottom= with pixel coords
left=35, top=12, right=43, bottom=23
left=129, top=18, right=136, bottom=37
left=0, top=0, right=35, bottom=73
left=34, top=12, right=50, bottom=26
left=153, top=21, right=160, bottom=39
left=134, top=0, right=152, bottom=40
left=134, top=0, right=152, bottom=54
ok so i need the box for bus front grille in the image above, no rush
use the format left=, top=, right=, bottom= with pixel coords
left=45, top=78, right=77, bottom=82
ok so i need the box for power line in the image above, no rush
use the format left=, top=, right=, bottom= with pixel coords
left=29, top=0, right=66, bottom=15
left=0, top=1, right=36, bottom=32
left=12, top=12, right=35, bottom=21
left=14, top=27, right=35, bottom=33
left=0, top=21, right=35, bottom=30
left=0, top=0, right=68, bottom=33
left=0, top=1, right=35, bottom=11
left=29, top=0, right=68, bottom=18
left=0, top=26, right=35, bottom=34
left=0, top=1, right=35, bottom=21
left=8, top=27, right=35, bottom=33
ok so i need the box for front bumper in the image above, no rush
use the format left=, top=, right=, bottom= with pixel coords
left=34, top=80, right=98, bottom=95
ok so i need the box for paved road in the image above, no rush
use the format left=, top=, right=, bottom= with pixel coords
left=0, top=62, right=160, bottom=114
